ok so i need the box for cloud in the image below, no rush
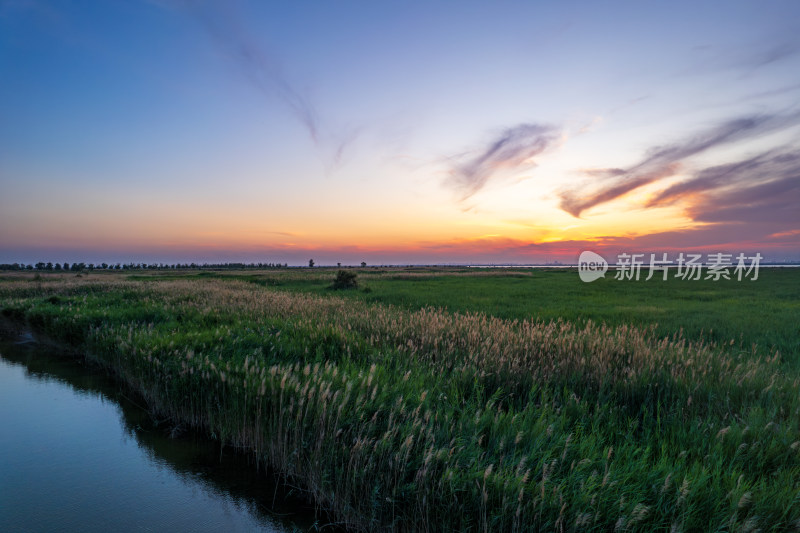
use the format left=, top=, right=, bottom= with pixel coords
left=579, top=168, right=625, bottom=179
left=154, top=1, right=317, bottom=139
left=153, top=0, right=353, bottom=172
left=737, top=82, right=800, bottom=104
left=447, top=123, right=559, bottom=200
left=745, top=42, right=800, bottom=71
left=681, top=40, right=800, bottom=79
left=647, top=149, right=800, bottom=207
left=620, top=146, right=800, bottom=246
left=561, top=163, right=681, bottom=217
left=687, top=173, right=800, bottom=225
left=560, top=112, right=800, bottom=216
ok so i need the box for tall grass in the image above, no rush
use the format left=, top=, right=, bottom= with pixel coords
left=234, top=267, right=800, bottom=362
left=1, top=275, right=798, bottom=531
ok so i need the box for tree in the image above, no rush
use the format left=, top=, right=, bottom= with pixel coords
left=361, top=262, right=367, bottom=268
left=308, top=259, right=315, bottom=268
left=331, top=270, right=358, bottom=290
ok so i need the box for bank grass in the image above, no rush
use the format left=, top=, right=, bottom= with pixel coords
left=1, top=275, right=798, bottom=531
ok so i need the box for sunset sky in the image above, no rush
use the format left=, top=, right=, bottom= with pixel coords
left=2, top=1, right=799, bottom=265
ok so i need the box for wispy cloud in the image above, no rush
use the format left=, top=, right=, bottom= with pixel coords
left=681, top=40, right=800, bottom=79
left=153, top=0, right=353, bottom=172
left=155, top=0, right=318, bottom=138
left=647, top=148, right=800, bottom=207
left=741, top=42, right=800, bottom=72
left=560, top=112, right=800, bottom=216
left=687, top=172, right=800, bottom=225
left=447, top=123, right=559, bottom=200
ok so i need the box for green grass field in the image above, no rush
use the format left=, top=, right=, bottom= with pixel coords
left=1, top=268, right=798, bottom=531
left=131, top=267, right=800, bottom=362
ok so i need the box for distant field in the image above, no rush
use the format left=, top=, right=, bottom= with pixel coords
left=1, top=268, right=798, bottom=531
left=118, top=266, right=800, bottom=363
left=281, top=267, right=800, bottom=360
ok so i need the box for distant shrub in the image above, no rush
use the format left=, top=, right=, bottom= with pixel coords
left=331, top=269, right=358, bottom=290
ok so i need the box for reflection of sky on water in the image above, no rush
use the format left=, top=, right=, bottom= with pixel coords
left=0, top=338, right=318, bottom=533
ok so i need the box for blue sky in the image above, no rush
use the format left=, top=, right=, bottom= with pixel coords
left=1, top=0, right=799, bottom=264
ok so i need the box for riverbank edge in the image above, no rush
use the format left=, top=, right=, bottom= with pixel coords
left=0, top=312, right=352, bottom=532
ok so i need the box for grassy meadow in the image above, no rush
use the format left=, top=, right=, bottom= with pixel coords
left=185, top=267, right=800, bottom=362
left=1, top=268, right=798, bottom=531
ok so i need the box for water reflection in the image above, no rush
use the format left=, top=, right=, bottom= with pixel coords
left=0, top=334, right=328, bottom=532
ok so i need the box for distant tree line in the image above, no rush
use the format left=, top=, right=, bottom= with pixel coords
left=0, top=262, right=291, bottom=271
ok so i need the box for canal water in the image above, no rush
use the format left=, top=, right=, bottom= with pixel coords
left=0, top=334, right=322, bottom=532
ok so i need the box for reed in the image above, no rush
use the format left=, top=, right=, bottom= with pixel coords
left=0, top=274, right=798, bottom=531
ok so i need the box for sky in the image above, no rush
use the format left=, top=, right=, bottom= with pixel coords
left=1, top=0, right=799, bottom=265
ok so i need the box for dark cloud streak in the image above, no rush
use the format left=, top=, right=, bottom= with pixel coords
left=688, top=173, right=800, bottom=225
left=735, top=42, right=800, bottom=77
left=153, top=0, right=356, bottom=172
left=560, top=113, right=800, bottom=216
left=159, top=0, right=319, bottom=140
left=648, top=149, right=800, bottom=207
left=448, top=123, right=559, bottom=200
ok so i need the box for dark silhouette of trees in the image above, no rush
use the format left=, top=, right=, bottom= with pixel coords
left=0, top=261, right=297, bottom=272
